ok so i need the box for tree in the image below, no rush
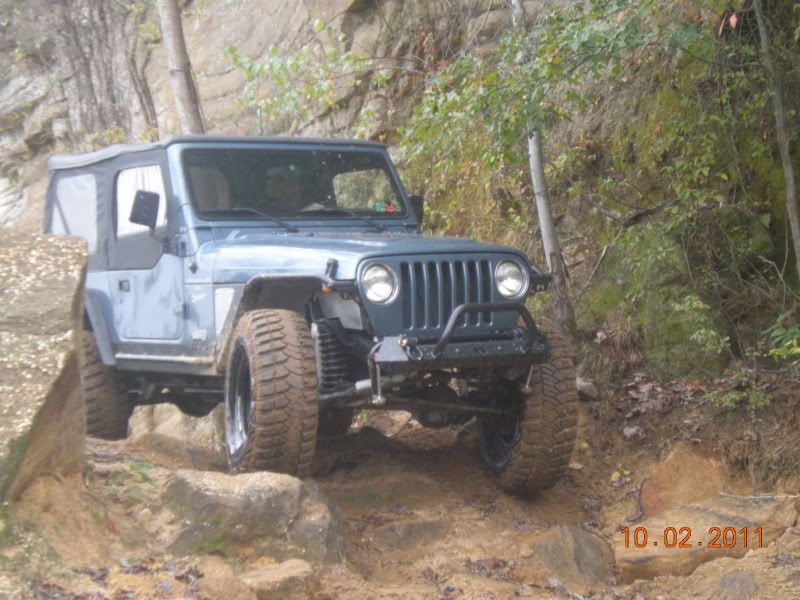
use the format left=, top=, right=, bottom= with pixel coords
left=156, top=0, right=204, bottom=134
left=510, top=0, right=577, bottom=342
left=753, top=0, right=800, bottom=279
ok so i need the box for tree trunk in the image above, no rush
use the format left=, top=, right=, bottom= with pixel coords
left=753, top=0, right=800, bottom=279
left=156, top=0, right=205, bottom=134
left=511, top=0, right=578, bottom=341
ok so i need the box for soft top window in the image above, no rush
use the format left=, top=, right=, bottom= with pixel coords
left=115, top=165, right=167, bottom=237
left=182, top=148, right=406, bottom=221
left=51, top=173, right=97, bottom=253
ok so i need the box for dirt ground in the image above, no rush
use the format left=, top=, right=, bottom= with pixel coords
left=2, top=371, right=800, bottom=599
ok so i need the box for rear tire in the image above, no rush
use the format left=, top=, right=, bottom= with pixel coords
left=479, top=333, right=577, bottom=495
left=80, top=331, right=131, bottom=440
left=224, top=309, right=319, bottom=476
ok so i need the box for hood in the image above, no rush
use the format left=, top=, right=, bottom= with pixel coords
left=198, top=231, right=529, bottom=282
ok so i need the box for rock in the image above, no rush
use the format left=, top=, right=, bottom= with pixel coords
left=323, top=473, right=444, bottom=512
left=286, top=482, right=346, bottom=563
left=711, top=570, right=760, bottom=600
left=363, top=410, right=413, bottom=437
left=164, top=470, right=343, bottom=562
left=128, top=432, right=225, bottom=472
left=240, top=559, right=318, bottom=600
left=640, top=446, right=724, bottom=517
left=12, top=474, right=113, bottom=566
left=0, top=230, right=86, bottom=500
left=198, top=575, right=257, bottom=600
left=527, top=525, right=614, bottom=590
left=623, top=425, right=644, bottom=440
left=371, top=518, right=447, bottom=549
left=128, top=403, right=225, bottom=457
left=615, top=494, right=798, bottom=582
left=576, top=377, right=600, bottom=401
left=196, top=555, right=257, bottom=600
left=128, top=402, right=226, bottom=469
left=0, top=178, right=24, bottom=226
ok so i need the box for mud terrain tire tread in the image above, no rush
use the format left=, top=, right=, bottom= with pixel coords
left=228, top=309, right=319, bottom=477
left=81, top=331, right=131, bottom=440
left=482, top=332, right=578, bottom=495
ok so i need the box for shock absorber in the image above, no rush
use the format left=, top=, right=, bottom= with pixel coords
left=311, top=321, right=349, bottom=395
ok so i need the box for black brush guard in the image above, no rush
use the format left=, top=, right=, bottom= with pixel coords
left=319, top=302, right=550, bottom=406
left=371, top=302, right=550, bottom=372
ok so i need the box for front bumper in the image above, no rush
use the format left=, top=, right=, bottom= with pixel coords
left=371, top=302, right=550, bottom=373
left=318, top=302, right=550, bottom=407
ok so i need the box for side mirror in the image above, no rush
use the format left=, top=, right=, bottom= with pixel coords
left=130, top=190, right=160, bottom=230
left=409, top=194, right=424, bottom=223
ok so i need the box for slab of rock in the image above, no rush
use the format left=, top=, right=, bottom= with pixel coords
left=240, top=559, right=318, bottom=600
left=371, top=518, right=447, bottom=549
left=128, top=403, right=224, bottom=457
left=0, top=230, right=86, bottom=500
left=286, top=481, right=346, bottom=563
left=527, top=525, right=614, bottom=590
left=616, top=494, right=799, bottom=582
left=711, top=569, right=760, bottom=600
left=640, top=446, right=724, bottom=517
left=164, top=470, right=343, bottom=562
left=195, top=555, right=257, bottom=600
left=0, top=177, right=24, bottom=226
left=363, top=410, right=413, bottom=437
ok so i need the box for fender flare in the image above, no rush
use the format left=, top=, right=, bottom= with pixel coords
left=84, top=288, right=116, bottom=365
left=214, top=273, right=348, bottom=373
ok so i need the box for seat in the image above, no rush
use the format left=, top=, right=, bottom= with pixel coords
left=189, top=166, right=231, bottom=212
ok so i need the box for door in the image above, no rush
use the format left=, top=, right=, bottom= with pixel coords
left=108, top=160, right=185, bottom=347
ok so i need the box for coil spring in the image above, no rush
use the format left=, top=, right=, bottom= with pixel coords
left=316, top=322, right=349, bottom=395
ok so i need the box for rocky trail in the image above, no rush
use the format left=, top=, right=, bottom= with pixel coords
left=3, top=227, right=798, bottom=599
left=3, top=386, right=800, bottom=600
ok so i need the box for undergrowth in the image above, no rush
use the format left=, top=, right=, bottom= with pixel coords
left=226, top=0, right=800, bottom=382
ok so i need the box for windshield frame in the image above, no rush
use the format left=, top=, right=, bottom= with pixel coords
left=177, top=142, right=412, bottom=228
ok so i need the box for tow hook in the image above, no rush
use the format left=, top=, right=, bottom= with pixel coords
left=369, top=343, right=386, bottom=406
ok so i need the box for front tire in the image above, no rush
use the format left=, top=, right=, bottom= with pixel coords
left=479, top=333, right=578, bottom=495
left=80, top=331, right=131, bottom=440
left=224, top=309, right=319, bottom=476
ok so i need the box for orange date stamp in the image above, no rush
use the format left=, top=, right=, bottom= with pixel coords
left=620, top=526, right=764, bottom=549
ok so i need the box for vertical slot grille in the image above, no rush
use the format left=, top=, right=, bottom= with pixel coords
left=400, top=259, right=494, bottom=332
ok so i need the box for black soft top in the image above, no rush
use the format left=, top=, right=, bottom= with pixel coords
left=47, top=135, right=386, bottom=171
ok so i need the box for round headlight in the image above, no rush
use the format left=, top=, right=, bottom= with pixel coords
left=495, top=259, right=529, bottom=299
left=361, top=264, right=398, bottom=304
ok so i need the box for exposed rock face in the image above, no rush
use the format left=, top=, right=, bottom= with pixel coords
left=129, top=403, right=225, bottom=458
left=0, top=177, right=24, bottom=226
left=164, top=469, right=344, bottom=562
left=363, top=410, right=414, bottom=437
left=0, top=229, right=86, bottom=500
left=640, top=446, right=725, bottom=517
left=3, top=0, right=545, bottom=231
left=240, top=559, right=319, bottom=600
left=712, top=569, right=760, bottom=600
left=615, top=494, right=799, bottom=582
left=526, top=525, right=615, bottom=591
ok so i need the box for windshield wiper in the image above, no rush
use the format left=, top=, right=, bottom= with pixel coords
left=301, top=208, right=387, bottom=232
left=205, top=208, right=298, bottom=233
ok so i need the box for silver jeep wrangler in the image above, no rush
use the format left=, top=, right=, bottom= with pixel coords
left=45, top=135, right=577, bottom=494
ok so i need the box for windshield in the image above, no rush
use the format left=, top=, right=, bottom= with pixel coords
left=182, top=147, right=406, bottom=221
